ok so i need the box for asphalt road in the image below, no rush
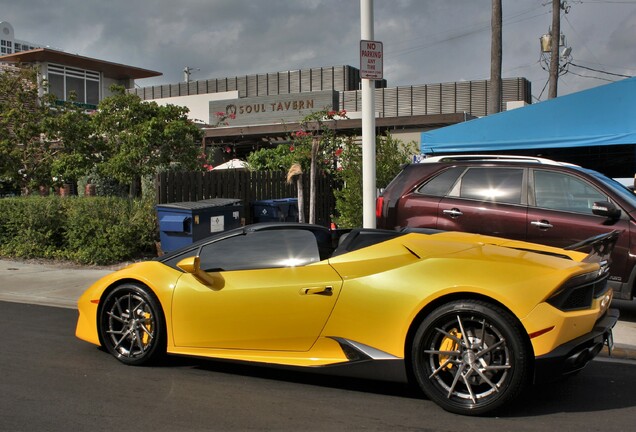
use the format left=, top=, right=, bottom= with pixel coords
left=2, top=300, right=636, bottom=432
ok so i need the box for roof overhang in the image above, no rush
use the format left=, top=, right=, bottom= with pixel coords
left=203, top=113, right=473, bottom=141
left=0, top=48, right=162, bottom=80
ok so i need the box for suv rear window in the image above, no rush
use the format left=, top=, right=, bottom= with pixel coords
left=417, top=166, right=524, bottom=204
left=416, top=166, right=464, bottom=196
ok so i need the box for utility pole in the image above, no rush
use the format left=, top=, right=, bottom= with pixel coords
left=548, top=0, right=561, bottom=99
left=489, top=0, right=502, bottom=114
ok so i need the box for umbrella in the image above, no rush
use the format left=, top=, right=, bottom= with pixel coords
left=213, top=159, right=250, bottom=170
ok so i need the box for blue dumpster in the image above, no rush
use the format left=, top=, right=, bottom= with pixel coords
left=157, top=198, right=243, bottom=252
left=252, top=198, right=298, bottom=223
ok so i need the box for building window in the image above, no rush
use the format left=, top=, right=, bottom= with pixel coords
left=47, top=64, right=100, bottom=107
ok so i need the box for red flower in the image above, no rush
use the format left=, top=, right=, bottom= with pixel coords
left=289, top=145, right=295, bottom=152
left=225, top=146, right=232, bottom=153
left=335, top=148, right=343, bottom=157
left=203, top=164, right=214, bottom=171
left=338, top=109, right=347, bottom=117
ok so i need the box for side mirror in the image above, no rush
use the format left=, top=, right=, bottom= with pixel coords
left=592, top=201, right=621, bottom=220
left=177, top=256, right=216, bottom=287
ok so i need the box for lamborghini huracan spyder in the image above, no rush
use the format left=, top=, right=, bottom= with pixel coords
left=76, top=223, right=618, bottom=415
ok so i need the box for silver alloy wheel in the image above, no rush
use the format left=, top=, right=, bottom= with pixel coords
left=100, top=284, right=166, bottom=365
left=423, top=313, right=511, bottom=403
left=412, top=300, right=528, bottom=415
left=106, top=293, right=157, bottom=358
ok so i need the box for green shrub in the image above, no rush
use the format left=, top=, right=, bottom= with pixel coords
left=0, top=196, right=157, bottom=265
left=64, top=196, right=157, bottom=264
left=0, top=196, right=67, bottom=259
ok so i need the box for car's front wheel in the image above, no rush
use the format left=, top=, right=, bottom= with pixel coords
left=99, top=283, right=166, bottom=365
left=412, top=300, right=530, bottom=416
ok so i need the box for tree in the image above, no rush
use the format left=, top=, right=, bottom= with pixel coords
left=248, top=108, right=349, bottom=223
left=293, top=109, right=348, bottom=223
left=92, top=85, right=203, bottom=196
left=334, top=133, right=417, bottom=228
left=286, top=163, right=305, bottom=223
left=45, top=100, right=103, bottom=188
left=0, top=66, right=56, bottom=195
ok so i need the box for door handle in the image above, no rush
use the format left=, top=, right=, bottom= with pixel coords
left=300, top=286, right=333, bottom=296
left=531, top=220, right=554, bottom=229
left=442, top=208, right=463, bottom=218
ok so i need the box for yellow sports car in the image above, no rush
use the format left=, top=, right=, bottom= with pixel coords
left=76, top=223, right=618, bottom=415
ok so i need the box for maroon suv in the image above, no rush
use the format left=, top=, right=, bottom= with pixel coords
left=376, top=155, right=636, bottom=300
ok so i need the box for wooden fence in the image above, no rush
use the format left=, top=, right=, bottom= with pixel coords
left=155, top=170, right=337, bottom=227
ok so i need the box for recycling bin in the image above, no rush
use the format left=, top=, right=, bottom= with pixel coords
left=251, top=198, right=299, bottom=223
left=156, top=198, right=243, bottom=252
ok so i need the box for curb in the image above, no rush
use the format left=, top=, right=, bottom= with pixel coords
left=601, top=344, right=636, bottom=361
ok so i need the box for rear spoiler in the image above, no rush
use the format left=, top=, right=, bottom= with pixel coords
left=565, top=230, right=621, bottom=265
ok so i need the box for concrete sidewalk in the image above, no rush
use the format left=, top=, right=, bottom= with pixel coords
left=0, top=258, right=115, bottom=309
left=1, top=257, right=634, bottom=360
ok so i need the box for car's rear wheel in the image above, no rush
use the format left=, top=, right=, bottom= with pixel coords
left=99, top=284, right=166, bottom=365
left=412, top=300, right=530, bottom=416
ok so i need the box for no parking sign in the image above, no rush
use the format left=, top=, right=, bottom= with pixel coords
left=360, top=40, right=383, bottom=80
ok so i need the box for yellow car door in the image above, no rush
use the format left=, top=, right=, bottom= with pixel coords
left=171, top=228, right=342, bottom=351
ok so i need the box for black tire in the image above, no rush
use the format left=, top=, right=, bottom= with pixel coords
left=99, top=283, right=166, bottom=366
left=411, top=300, right=530, bottom=416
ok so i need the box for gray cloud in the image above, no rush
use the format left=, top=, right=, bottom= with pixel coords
left=3, top=0, right=635, bottom=100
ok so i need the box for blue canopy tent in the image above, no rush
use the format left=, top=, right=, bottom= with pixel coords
left=421, top=77, right=636, bottom=155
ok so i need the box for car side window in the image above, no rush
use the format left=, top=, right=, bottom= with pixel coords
left=451, top=167, right=523, bottom=204
left=415, top=166, right=464, bottom=196
left=533, top=170, right=608, bottom=214
left=198, top=229, right=321, bottom=272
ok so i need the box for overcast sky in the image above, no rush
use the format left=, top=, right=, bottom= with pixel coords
left=3, top=0, right=635, bottom=101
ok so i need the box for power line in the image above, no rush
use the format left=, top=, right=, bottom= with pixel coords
left=579, top=1, right=636, bottom=4
left=570, top=62, right=632, bottom=77
left=567, top=69, right=616, bottom=82
left=387, top=6, right=548, bottom=59
left=563, top=14, right=603, bottom=67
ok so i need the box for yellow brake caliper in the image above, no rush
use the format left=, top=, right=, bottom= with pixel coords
left=141, top=311, right=152, bottom=345
left=439, top=329, right=460, bottom=370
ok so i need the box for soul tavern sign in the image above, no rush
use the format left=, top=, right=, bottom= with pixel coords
left=209, top=90, right=339, bottom=126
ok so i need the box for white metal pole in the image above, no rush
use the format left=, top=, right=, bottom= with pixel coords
left=361, top=0, right=376, bottom=228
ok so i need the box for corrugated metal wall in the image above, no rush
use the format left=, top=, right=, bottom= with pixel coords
left=132, top=65, right=531, bottom=119
left=339, top=78, right=531, bottom=118
left=133, top=65, right=381, bottom=100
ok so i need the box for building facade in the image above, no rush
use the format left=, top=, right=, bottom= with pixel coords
left=131, top=65, right=532, bottom=163
left=0, top=21, right=40, bottom=55
left=0, top=20, right=161, bottom=108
